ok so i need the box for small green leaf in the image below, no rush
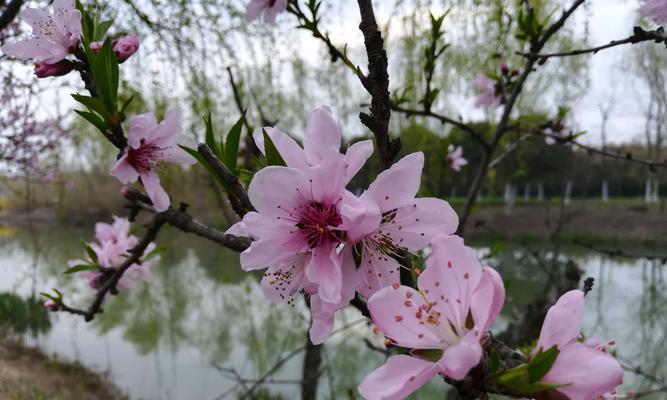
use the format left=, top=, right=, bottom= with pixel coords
left=65, top=264, right=98, bottom=274
left=527, top=346, right=559, bottom=384
left=72, top=94, right=109, bottom=116
left=489, top=348, right=502, bottom=375
left=179, top=145, right=231, bottom=192
left=224, top=112, right=246, bottom=172
left=74, top=110, right=108, bottom=133
left=411, top=349, right=443, bottom=362
left=120, top=94, right=134, bottom=114
left=204, top=113, right=222, bottom=159
left=236, top=168, right=255, bottom=184
left=262, top=128, right=286, bottom=166
left=94, top=20, right=114, bottom=41
left=352, top=243, right=363, bottom=268
left=83, top=242, right=98, bottom=264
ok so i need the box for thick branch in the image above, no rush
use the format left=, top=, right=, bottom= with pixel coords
left=0, top=0, right=22, bottom=31
left=123, top=188, right=251, bottom=252
left=197, top=143, right=255, bottom=216
left=356, top=0, right=399, bottom=170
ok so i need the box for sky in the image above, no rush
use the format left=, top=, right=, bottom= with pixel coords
left=3, top=0, right=657, bottom=149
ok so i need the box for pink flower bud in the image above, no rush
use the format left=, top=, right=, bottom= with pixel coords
left=112, top=35, right=140, bottom=63
left=34, top=61, right=74, bottom=78
left=44, top=300, right=59, bottom=312
left=500, top=61, right=509, bottom=75
left=90, top=41, right=102, bottom=55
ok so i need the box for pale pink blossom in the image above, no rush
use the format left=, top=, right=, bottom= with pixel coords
left=533, top=290, right=623, bottom=400
left=34, top=60, right=74, bottom=78
left=446, top=144, right=468, bottom=172
left=473, top=74, right=502, bottom=108
left=0, top=0, right=81, bottom=63
left=230, top=107, right=372, bottom=344
left=68, top=217, right=158, bottom=291
left=110, top=109, right=195, bottom=212
left=112, top=34, right=140, bottom=63
left=340, top=152, right=458, bottom=299
left=641, top=0, right=667, bottom=24
left=545, top=126, right=571, bottom=145
left=358, top=234, right=505, bottom=400
left=246, top=0, right=287, bottom=23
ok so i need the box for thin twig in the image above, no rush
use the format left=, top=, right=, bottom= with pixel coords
left=519, top=27, right=667, bottom=60
left=57, top=214, right=166, bottom=321
left=0, top=0, right=22, bottom=31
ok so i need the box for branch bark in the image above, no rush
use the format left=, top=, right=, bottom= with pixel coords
left=0, top=0, right=22, bottom=32
left=356, top=0, right=399, bottom=170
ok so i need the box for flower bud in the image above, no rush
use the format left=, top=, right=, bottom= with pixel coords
left=500, top=61, right=509, bottom=75
left=44, top=300, right=59, bottom=312
left=112, top=34, right=140, bottom=63
left=90, top=41, right=102, bottom=55
left=34, top=61, right=74, bottom=78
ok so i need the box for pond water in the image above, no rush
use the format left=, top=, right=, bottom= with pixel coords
left=0, top=224, right=665, bottom=400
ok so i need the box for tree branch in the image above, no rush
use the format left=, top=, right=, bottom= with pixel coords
left=0, top=0, right=22, bottom=32
left=356, top=0, right=399, bottom=170
left=197, top=143, right=255, bottom=216
left=519, top=27, right=667, bottom=61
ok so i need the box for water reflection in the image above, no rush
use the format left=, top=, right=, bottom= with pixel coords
left=0, top=226, right=664, bottom=399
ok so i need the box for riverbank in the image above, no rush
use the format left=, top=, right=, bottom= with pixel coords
left=0, top=338, right=126, bottom=400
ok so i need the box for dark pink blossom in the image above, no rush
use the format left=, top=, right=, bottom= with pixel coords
left=34, top=60, right=74, bottom=78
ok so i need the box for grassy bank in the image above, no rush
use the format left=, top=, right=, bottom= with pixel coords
left=0, top=338, right=126, bottom=400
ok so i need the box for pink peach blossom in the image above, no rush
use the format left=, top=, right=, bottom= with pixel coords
left=0, top=0, right=81, bottom=63
left=473, top=74, right=502, bottom=108
left=110, top=109, right=195, bottom=212
left=447, top=144, right=468, bottom=172
left=358, top=234, right=505, bottom=400
left=641, top=0, right=667, bottom=24
left=246, top=0, right=287, bottom=23
left=533, top=290, right=623, bottom=400
left=340, top=152, right=458, bottom=299
left=90, top=41, right=102, bottom=55
left=68, top=217, right=158, bottom=291
left=231, top=107, right=372, bottom=344
left=112, top=34, right=140, bottom=63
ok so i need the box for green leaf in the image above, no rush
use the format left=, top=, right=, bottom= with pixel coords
left=65, top=264, right=98, bottom=274
left=204, top=113, right=222, bottom=159
left=143, top=246, right=166, bottom=261
left=120, top=94, right=134, bottom=114
left=72, top=93, right=109, bottom=116
left=74, top=110, right=108, bottom=133
left=83, top=242, right=98, bottom=264
left=489, top=348, right=502, bottom=375
left=224, top=112, right=245, bottom=172
left=352, top=243, right=363, bottom=268
left=262, top=128, right=286, bottom=166
left=90, top=39, right=119, bottom=112
left=179, top=145, right=231, bottom=192
left=527, top=346, right=559, bottom=384
left=94, top=20, right=114, bottom=42
left=236, top=168, right=255, bottom=184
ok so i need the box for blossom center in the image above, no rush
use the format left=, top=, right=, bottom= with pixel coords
left=294, top=201, right=343, bottom=248
left=126, top=141, right=161, bottom=172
